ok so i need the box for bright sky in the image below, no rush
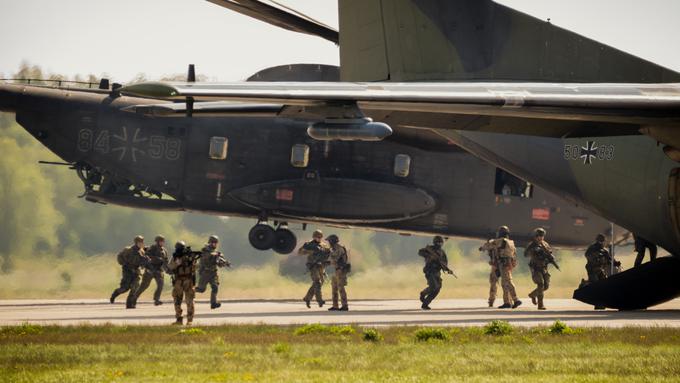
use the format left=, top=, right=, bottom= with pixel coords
left=0, top=0, right=679, bottom=82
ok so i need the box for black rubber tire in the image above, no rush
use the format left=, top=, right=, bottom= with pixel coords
left=248, top=224, right=276, bottom=251
left=272, top=228, right=297, bottom=255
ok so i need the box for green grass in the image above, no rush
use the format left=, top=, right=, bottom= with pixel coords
left=1, top=324, right=680, bottom=382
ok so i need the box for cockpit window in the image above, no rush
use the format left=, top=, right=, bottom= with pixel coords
left=394, top=154, right=411, bottom=177
left=291, top=144, right=310, bottom=168
left=209, top=137, right=228, bottom=160
left=495, top=168, right=533, bottom=198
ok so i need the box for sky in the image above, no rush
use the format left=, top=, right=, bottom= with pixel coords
left=0, top=0, right=679, bottom=82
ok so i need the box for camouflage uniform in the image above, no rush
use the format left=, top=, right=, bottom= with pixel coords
left=480, top=227, right=521, bottom=309
left=196, top=242, right=229, bottom=309
left=133, top=242, right=168, bottom=305
left=524, top=236, right=553, bottom=310
left=299, top=235, right=330, bottom=308
left=585, top=240, right=610, bottom=283
left=418, top=237, right=452, bottom=310
left=486, top=249, right=501, bottom=308
left=110, top=241, right=148, bottom=309
left=328, top=235, right=349, bottom=311
left=168, top=242, right=198, bottom=325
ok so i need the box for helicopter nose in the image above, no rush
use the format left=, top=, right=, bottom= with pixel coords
left=0, top=83, right=20, bottom=113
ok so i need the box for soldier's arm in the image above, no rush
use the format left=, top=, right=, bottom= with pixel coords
left=479, top=240, right=495, bottom=252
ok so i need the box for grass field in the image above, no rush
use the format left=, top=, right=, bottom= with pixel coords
left=1, top=323, right=679, bottom=382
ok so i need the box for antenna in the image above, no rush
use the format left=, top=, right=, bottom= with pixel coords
left=186, top=64, right=196, bottom=117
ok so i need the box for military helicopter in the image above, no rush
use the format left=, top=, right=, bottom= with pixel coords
left=2, top=0, right=679, bottom=309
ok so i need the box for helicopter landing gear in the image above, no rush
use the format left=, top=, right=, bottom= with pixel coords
left=248, top=219, right=298, bottom=254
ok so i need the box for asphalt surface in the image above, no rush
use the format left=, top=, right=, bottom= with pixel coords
left=1, top=299, right=679, bottom=327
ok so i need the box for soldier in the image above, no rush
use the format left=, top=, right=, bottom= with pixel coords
left=480, top=226, right=522, bottom=309
left=326, top=234, right=350, bottom=312
left=484, top=243, right=501, bottom=308
left=131, top=234, right=169, bottom=306
left=110, top=235, right=149, bottom=309
left=418, top=236, right=454, bottom=310
left=168, top=241, right=199, bottom=325
left=196, top=235, right=230, bottom=309
left=585, top=234, right=611, bottom=283
left=524, top=228, right=559, bottom=310
left=633, top=234, right=657, bottom=267
left=299, top=230, right=330, bottom=308
left=584, top=234, right=611, bottom=310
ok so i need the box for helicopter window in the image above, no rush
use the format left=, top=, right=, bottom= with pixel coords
left=394, top=154, right=411, bottom=177
left=291, top=144, right=310, bottom=168
left=209, top=137, right=228, bottom=160
left=494, top=168, right=533, bottom=198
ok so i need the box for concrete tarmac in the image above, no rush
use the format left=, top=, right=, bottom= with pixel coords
left=1, top=299, right=680, bottom=327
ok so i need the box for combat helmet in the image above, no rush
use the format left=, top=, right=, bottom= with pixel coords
left=133, top=235, right=144, bottom=243
left=433, top=235, right=444, bottom=245
left=175, top=240, right=186, bottom=250
left=312, top=229, right=323, bottom=238
left=497, top=226, right=510, bottom=238
left=326, top=234, right=339, bottom=244
left=596, top=234, right=606, bottom=243
left=209, top=235, right=219, bottom=243
left=534, top=228, right=546, bottom=237
left=155, top=234, right=165, bottom=242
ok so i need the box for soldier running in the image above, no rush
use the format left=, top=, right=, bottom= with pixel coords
left=110, top=235, right=149, bottom=309
left=299, top=230, right=331, bottom=308
left=131, top=234, right=169, bottom=306
left=196, top=235, right=230, bottom=309
left=168, top=241, right=199, bottom=325
left=327, top=234, right=350, bottom=312
left=480, top=226, right=522, bottom=309
left=418, top=236, right=454, bottom=310
left=524, top=228, right=559, bottom=310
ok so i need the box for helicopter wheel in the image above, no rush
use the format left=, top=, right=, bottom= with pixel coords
left=248, top=224, right=276, bottom=250
left=272, top=228, right=297, bottom=255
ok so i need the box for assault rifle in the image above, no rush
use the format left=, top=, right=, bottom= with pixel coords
left=423, top=247, right=458, bottom=278
left=536, top=246, right=560, bottom=271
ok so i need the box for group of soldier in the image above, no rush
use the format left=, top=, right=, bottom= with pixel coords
left=420, top=226, right=626, bottom=311
left=110, top=234, right=230, bottom=325
left=111, top=225, right=654, bottom=324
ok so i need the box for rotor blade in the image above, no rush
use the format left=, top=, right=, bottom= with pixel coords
left=207, top=0, right=338, bottom=44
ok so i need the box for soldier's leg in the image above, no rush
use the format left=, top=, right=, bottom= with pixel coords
left=172, top=280, right=183, bottom=323
left=649, top=244, right=658, bottom=261
left=420, top=272, right=432, bottom=302
left=111, top=268, right=133, bottom=300
left=303, top=275, right=316, bottom=303
left=134, top=271, right=153, bottom=300
left=488, top=268, right=498, bottom=307
left=195, top=272, right=208, bottom=294
left=153, top=272, right=164, bottom=304
left=185, top=280, right=196, bottom=323
left=423, top=273, right=441, bottom=306
left=209, top=280, right=220, bottom=308
left=313, top=277, right=324, bottom=305
left=339, top=272, right=348, bottom=309
left=331, top=273, right=340, bottom=309
left=634, top=248, right=645, bottom=267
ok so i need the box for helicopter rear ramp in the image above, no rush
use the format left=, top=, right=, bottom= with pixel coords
left=573, top=256, right=680, bottom=310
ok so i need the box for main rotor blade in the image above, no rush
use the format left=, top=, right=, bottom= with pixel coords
left=207, top=0, right=338, bottom=44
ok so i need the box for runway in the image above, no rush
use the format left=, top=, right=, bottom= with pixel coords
left=1, top=299, right=680, bottom=327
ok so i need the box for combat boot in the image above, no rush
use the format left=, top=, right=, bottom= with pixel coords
left=303, top=299, right=311, bottom=308
left=421, top=303, right=431, bottom=310
left=210, top=302, right=221, bottom=309
left=339, top=306, right=349, bottom=311
left=110, top=292, right=118, bottom=304
left=498, top=303, right=512, bottom=309
left=186, top=317, right=193, bottom=326
left=173, top=317, right=183, bottom=325
left=512, top=300, right=523, bottom=309
left=328, top=307, right=339, bottom=311
left=529, top=292, right=537, bottom=305
left=488, top=299, right=494, bottom=308
left=318, top=300, right=325, bottom=308
left=154, top=300, right=163, bottom=306
left=537, top=298, right=546, bottom=310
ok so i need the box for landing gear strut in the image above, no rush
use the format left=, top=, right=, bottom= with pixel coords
left=248, top=220, right=298, bottom=254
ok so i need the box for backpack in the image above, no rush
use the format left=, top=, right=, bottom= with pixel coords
left=116, top=248, right=129, bottom=266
